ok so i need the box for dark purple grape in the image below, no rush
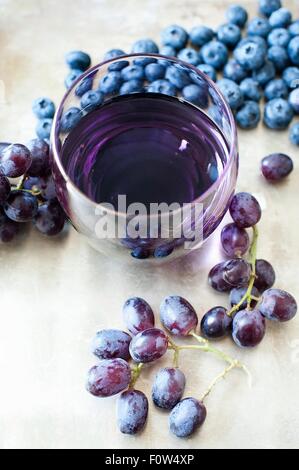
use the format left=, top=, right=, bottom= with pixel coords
left=261, top=153, right=293, bottom=182
left=232, top=309, right=266, bottom=348
left=229, top=192, right=262, bottom=228
left=0, top=209, right=19, bottom=243
left=91, top=329, right=132, bottom=361
left=229, top=286, right=260, bottom=310
left=259, top=289, right=297, bottom=322
left=169, top=398, right=207, bottom=438
left=129, top=328, right=168, bottom=363
left=208, top=262, right=232, bottom=292
left=0, top=144, right=32, bottom=178
left=0, top=175, right=11, bottom=204
left=34, top=200, right=65, bottom=236
left=123, top=297, right=155, bottom=336
left=221, top=223, right=250, bottom=257
left=86, top=358, right=131, bottom=398
left=4, top=190, right=38, bottom=222
left=117, top=389, right=149, bottom=435
left=254, top=259, right=276, bottom=292
left=160, top=296, right=198, bottom=337
left=152, top=368, right=186, bottom=410
left=23, top=174, right=57, bottom=201
left=201, top=307, right=232, bottom=339
left=223, top=259, right=251, bottom=287
left=26, top=139, right=50, bottom=177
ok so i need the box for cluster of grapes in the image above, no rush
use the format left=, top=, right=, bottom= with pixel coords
left=0, top=141, right=66, bottom=243
left=86, top=296, right=248, bottom=438
left=205, top=191, right=297, bottom=347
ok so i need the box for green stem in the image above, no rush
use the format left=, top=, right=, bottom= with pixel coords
left=16, top=174, right=26, bottom=190
left=200, top=361, right=239, bottom=402
left=190, top=331, right=208, bottom=344
left=227, top=225, right=259, bottom=317
left=129, top=363, right=144, bottom=389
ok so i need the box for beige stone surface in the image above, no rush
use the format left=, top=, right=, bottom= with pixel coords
left=0, top=0, right=299, bottom=450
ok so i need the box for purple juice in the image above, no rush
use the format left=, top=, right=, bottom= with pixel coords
left=60, top=93, right=229, bottom=209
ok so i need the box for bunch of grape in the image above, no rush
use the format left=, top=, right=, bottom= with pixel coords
left=86, top=296, right=245, bottom=438
left=205, top=191, right=297, bottom=347
left=0, top=141, right=66, bottom=243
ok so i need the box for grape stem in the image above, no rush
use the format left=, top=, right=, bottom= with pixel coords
left=200, top=361, right=239, bottom=402
left=227, top=225, right=259, bottom=317
left=13, top=176, right=42, bottom=197
left=129, top=363, right=144, bottom=389
left=16, top=174, right=26, bottom=190
left=168, top=334, right=248, bottom=375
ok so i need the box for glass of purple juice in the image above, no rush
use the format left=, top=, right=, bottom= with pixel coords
left=51, top=54, right=238, bottom=263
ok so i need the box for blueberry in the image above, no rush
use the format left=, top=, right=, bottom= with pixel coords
left=217, top=78, right=244, bottom=110
left=177, top=48, right=201, bottom=66
left=268, top=27, right=291, bottom=48
left=264, top=98, right=294, bottom=129
left=234, top=39, right=267, bottom=71
left=131, top=247, right=150, bottom=260
left=201, top=41, right=228, bottom=70
left=288, top=36, right=299, bottom=66
left=223, top=59, right=247, bottom=83
left=65, top=51, right=91, bottom=71
left=217, top=23, right=241, bottom=48
left=268, top=45, right=289, bottom=70
left=32, top=97, right=55, bottom=119
left=289, top=88, right=299, bottom=113
left=120, top=79, right=144, bottom=95
left=269, top=8, right=292, bottom=28
left=238, top=35, right=268, bottom=53
left=182, top=84, right=208, bottom=107
left=282, top=66, right=299, bottom=89
left=104, top=48, right=126, bottom=60
left=240, top=78, right=262, bottom=102
left=190, top=25, right=214, bottom=47
left=104, top=49, right=129, bottom=72
left=147, top=79, right=177, bottom=96
left=75, top=76, right=93, bottom=97
left=226, top=5, right=248, bottom=28
left=236, top=100, right=261, bottom=129
left=252, top=61, right=276, bottom=87
left=197, top=64, right=217, bottom=81
left=36, top=119, right=53, bottom=140
left=121, top=65, right=144, bottom=81
left=81, top=90, right=104, bottom=112
left=247, top=17, right=271, bottom=38
left=289, top=122, right=299, bottom=145
left=132, top=38, right=159, bottom=54
left=159, top=45, right=177, bottom=57
left=264, top=79, right=289, bottom=100
left=289, top=20, right=299, bottom=37
left=60, top=107, right=82, bottom=133
left=144, top=63, right=165, bottom=81
left=65, top=69, right=82, bottom=89
left=132, top=39, right=159, bottom=66
left=161, top=25, right=188, bottom=50
left=99, top=71, right=122, bottom=93
left=259, top=0, right=281, bottom=18
left=165, top=65, right=190, bottom=89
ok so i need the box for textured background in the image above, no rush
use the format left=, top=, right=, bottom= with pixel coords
left=0, top=0, right=298, bottom=449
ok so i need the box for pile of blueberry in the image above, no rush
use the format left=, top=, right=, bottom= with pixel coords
left=33, top=0, right=299, bottom=143
left=87, top=296, right=246, bottom=438
left=0, top=140, right=66, bottom=243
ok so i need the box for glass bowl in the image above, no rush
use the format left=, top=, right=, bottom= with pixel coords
left=51, top=53, right=238, bottom=264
